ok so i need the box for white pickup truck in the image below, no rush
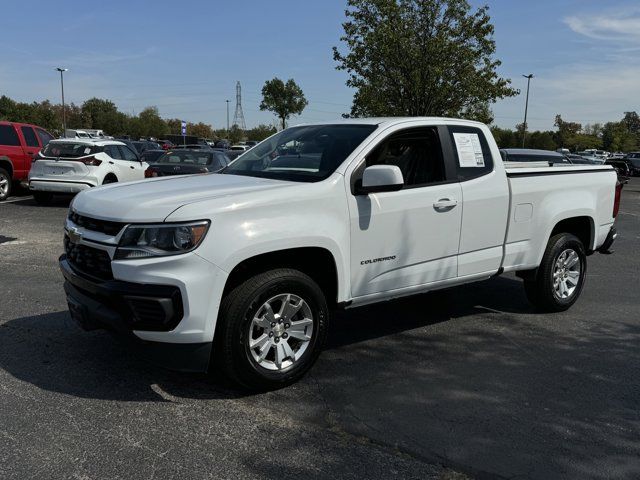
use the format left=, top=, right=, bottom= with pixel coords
left=59, top=118, right=621, bottom=390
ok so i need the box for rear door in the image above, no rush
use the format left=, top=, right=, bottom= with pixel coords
left=446, top=125, right=509, bottom=277
left=19, top=126, right=42, bottom=167
left=0, top=124, right=30, bottom=180
left=118, top=145, right=145, bottom=181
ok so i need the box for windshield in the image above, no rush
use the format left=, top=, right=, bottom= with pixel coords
left=42, top=142, right=102, bottom=158
left=629, top=158, right=640, bottom=167
left=157, top=151, right=214, bottom=165
left=222, top=124, right=377, bottom=182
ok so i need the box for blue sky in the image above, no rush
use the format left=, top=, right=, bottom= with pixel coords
left=2, top=0, right=639, bottom=131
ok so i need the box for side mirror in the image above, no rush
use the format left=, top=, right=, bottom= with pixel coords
left=356, top=165, right=404, bottom=195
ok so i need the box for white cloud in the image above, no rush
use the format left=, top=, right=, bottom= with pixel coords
left=565, top=8, right=640, bottom=41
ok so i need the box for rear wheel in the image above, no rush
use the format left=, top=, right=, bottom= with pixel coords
left=523, top=233, right=587, bottom=312
left=103, top=175, right=118, bottom=185
left=33, top=191, right=53, bottom=205
left=215, top=268, right=329, bottom=391
left=0, top=168, right=11, bottom=201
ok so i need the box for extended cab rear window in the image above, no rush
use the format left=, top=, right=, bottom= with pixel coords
left=447, top=126, right=494, bottom=181
left=42, top=143, right=103, bottom=158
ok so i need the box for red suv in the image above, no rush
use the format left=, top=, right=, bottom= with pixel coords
left=0, top=121, right=55, bottom=201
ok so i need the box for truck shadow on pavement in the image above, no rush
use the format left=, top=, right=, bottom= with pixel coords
left=0, top=276, right=529, bottom=404
left=2, top=275, right=640, bottom=478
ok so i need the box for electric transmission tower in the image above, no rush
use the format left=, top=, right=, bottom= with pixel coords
left=232, top=81, right=246, bottom=130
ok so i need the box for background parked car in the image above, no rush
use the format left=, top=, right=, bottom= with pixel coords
left=28, top=139, right=146, bottom=204
left=144, top=149, right=230, bottom=177
left=157, top=140, right=174, bottom=150
left=0, top=121, right=54, bottom=201
left=500, top=148, right=572, bottom=165
left=139, top=149, right=166, bottom=164
left=623, top=152, right=640, bottom=176
left=566, top=154, right=599, bottom=164
left=131, top=140, right=162, bottom=154
left=605, top=159, right=631, bottom=177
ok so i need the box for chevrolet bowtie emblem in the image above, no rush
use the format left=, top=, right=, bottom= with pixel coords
left=68, top=227, right=82, bottom=244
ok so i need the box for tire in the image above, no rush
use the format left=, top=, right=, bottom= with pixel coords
left=33, top=191, right=53, bottom=205
left=523, top=233, right=587, bottom=312
left=103, top=175, right=118, bottom=185
left=215, top=268, right=329, bottom=391
left=0, top=168, right=11, bottom=201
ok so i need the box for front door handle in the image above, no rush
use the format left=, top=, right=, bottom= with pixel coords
left=433, top=198, right=458, bottom=211
left=130, top=166, right=135, bottom=169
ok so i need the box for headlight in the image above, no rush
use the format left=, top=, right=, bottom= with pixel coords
left=114, top=221, right=210, bottom=260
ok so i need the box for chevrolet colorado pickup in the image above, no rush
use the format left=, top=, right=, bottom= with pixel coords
left=59, top=118, right=621, bottom=390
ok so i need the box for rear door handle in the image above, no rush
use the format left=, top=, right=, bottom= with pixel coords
left=433, top=198, right=458, bottom=210
left=130, top=166, right=135, bottom=169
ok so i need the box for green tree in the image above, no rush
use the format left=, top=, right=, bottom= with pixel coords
left=553, top=115, right=581, bottom=148
left=259, top=78, right=308, bottom=129
left=246, top=124, right=278, bottom=141
left=602, top=121, right=638, bottom=152
left=332, top=0, right=518, bottom=118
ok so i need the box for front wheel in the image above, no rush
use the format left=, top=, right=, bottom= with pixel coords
left=215, top=268, right=329, bottom=390
left=523, top=233, right=587, bottom=312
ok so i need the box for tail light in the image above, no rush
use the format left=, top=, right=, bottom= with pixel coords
left=68, top=156, right=102, bottom=166
left=145, top=167, right=160, bottom=178
left=613, top=180, right=623, bottom=218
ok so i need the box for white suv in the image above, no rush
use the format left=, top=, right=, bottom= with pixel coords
left=29, top=139, right=147, bottom=204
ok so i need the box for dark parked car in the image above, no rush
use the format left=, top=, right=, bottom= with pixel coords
left=606, top=159, right=632, bottom=177
left=500, top=148, right=572, bottom=165
left=139, top=149, right=166, bottom=164
left=144, top=149, right=230, bottom=177
left=566, top=154, right=599, bottom=165
left=131, top=140, right=162, bottom=154
left=172, top=144, right=213, bottom=151
left=623, top=152, right=640, bottom=176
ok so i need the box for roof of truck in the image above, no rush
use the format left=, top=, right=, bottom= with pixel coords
left=296, top=117, right=486, bottom=128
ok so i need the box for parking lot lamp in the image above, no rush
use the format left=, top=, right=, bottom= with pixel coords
left=522, top=74, right=534, bottom=148
left=56, top=67, right=68, bottom=136
left=226, top=99, right=230, bottom=133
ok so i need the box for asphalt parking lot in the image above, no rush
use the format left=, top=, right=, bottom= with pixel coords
left=1, top=179, right=639, bottom=480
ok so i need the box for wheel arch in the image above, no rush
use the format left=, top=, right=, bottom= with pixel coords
left=0, top=156, right=14, bottom=177
left=102, top=172, right=118, bottom=184
left=222, top=246, right=341, bottom=307
left=549, top=215, right=595, bottom=253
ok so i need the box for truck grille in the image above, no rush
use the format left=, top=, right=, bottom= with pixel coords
left=64, top=236, right=113, bottom=280
left=68, top=211, right=126, bottom=236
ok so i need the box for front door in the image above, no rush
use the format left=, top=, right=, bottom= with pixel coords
left=347, top=126, right=462, bottom=297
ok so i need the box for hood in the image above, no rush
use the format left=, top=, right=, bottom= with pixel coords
left=72, top=173, right=292, bottom=222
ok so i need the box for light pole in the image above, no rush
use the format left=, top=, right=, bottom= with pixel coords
left=521, top=74, right=534, bottom=148
left=225, top=99, right=230, bottom=133
left=56, top=67, right=68, bottom=136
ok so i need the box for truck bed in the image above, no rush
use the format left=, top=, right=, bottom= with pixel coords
left=502, top=163, right=617, bottom=272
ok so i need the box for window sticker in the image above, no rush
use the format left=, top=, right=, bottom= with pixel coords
left=84, top=147, right=91, bottom=154
left=453, top=133, right=485, bottom=167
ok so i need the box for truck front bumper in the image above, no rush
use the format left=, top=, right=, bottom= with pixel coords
left=60, top=255, right=212, bottom=372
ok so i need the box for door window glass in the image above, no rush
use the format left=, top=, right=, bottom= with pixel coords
left=448, top=126, right=494, bottom=181
left=0, top=125, right=21, bottom=146
left=20, top=126, right=39, bottom=147
left=119, top=145, right=139, bottom=161
left=363, top=127, right=446, bottom=187
left=104, top=145, right=122, bottom=160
